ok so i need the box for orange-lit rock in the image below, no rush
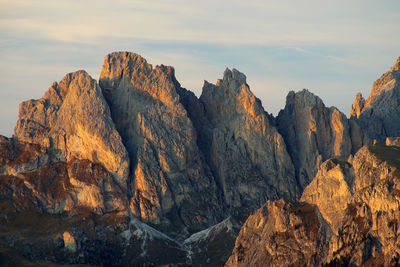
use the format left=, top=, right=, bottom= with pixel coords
left=13, top=70, right=130, bottom=186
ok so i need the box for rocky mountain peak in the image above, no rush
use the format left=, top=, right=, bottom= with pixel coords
left=13, top=70, right=129, bottom=182
left=285, top=88, right=325, bottom=109
left=392, top=56, right=400, bottom=71
left=351, top=57, right=400, bottom=142
left=350, top=92, right=366, bottom=118
left=277, top=88, right=362, bottom=190
left=100, top=51, right=224, bottom=236
left=202, top=68, right=265, bottom=123
left=197, top=68, right=298, bottom=213
left=100, top=51, right=182, bottom=111
left=367, top=56, right=400, bottom=107
left=218, top=68, right=247, bottom=91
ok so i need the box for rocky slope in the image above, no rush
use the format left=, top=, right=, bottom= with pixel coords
left=0, top=52, right=399, bottom=266
left=228, top=143, right=400, bottom=266
left=351, top=57, right=400, bottom=143
left=277, top=89, right=366, bottom=190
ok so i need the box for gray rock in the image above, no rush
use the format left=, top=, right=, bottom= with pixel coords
left=277, top=89, right=364, bottom=189
left=99, top=51, right=224, bottom=236
left=351, top=57, right=400, bottom=143
left=195, top=68, right=298, bottom=213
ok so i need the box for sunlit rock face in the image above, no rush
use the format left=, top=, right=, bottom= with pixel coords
left=0, top=136, right=127, bottom=214
left=14, top=71, right=129, bottom=183
left=301, top=158, right=354, bottom=233
left=225, top=200, right=331, bottom=267
left=99, top=52, right=224, bottom=235
left=277, top=89, right=365, bottom=190
left=351, top=57, right=400, bottom=143
left=190, top=68, right=298, bottom=213
left=10, top=71, right=129, bottom=213
left=228, top=144, right=400, bottom=266
left=298, top=145, right=400, bottom=265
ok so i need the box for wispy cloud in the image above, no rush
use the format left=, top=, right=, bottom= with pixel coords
left=0, top=0, right=399, bottom=135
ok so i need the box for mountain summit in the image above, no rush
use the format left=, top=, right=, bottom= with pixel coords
left=1, top=52, right=399, bottom=266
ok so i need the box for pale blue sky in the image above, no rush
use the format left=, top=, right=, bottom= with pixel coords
left=1, top=0, right=399, bottom=136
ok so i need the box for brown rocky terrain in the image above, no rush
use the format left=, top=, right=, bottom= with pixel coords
left=0, top=52, right=399, bottom=266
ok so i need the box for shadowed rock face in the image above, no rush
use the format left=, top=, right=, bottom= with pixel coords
left=351, top=57, right=400, bottom=143
left=99, top=52, right=224, bottom=236
left=195, top=69, right=298, bottom=212
left=277, top=89, right=365, bottom=190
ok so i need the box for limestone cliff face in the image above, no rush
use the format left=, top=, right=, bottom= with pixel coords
left=301, top=159, right=354, bottom=233
left=228, top=144, right=400, bottom=266
left=351, top=57, right=400, bottom=142
left=99, top=52, right=223, bottom=234
left=13, top=70, right=129, bottom=184
left=8, top=71, right=129, bottom=213
left=196, top=68, right=298, bottom=212
left=0, top=135, right=127, bottom=214
left=225, top=200, right=331, bottom=267
left=277, top=89, right=364, bottom=189
left=302, top=145, right=400, bottom=265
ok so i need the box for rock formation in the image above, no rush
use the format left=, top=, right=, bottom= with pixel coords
left=192, top=69, right=298, bottom=213
left=1, top=52, right=399, bottom=266
left=229, top=144, right=400, bottom=266
left=14, top=70, right=129, bottom=184
left=351, top=57, right=400, bottom=143
left=4, top=70, right=129, bottom=214
left=99, top=52, right=224, bottom=236
left=225, top=200, right=331, bottom=267
left=277, top=89, right=364, bottom=189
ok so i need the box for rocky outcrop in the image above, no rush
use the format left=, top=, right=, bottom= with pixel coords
left=3, top=70, right=130, bottom=214
left=301, top=158, right=354, bottom=233
left=386, top=137, right=400, bottom=146
left=324, top=145, right=400, bottom=265
left=0, top=135, right=127, bottom=214
left=13, top=70, right=129, bottom=184
left=225, top=200, right=331, bottom=267
left=99, top=52, right=224, bottom=236
left=302, top=145, right=399, bottom=265
left=184, top=217, right=242, bottom=267
left=193, top=69, right=298, bottom=213
left=351, top=57, right=400, bottom=143
left=228, top=144, right=400, bottom=266
left=277, top=89, right=364, bottom=189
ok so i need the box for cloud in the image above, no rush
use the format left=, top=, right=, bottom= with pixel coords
left=2, top=0, right=399, bottom=47
left=0, top=0, right=400, bottom=135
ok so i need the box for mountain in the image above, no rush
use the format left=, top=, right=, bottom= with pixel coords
left=351, top=57, right=400, bottom=143
left=227, top=144, right=400, bottom=266
left=0, top=52, right=399, bottom=266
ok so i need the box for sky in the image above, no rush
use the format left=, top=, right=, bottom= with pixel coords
left=0, top=0, right=399, bottom=137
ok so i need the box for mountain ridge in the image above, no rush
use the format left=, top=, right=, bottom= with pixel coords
left=1, top=51, right=399, bottom=266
